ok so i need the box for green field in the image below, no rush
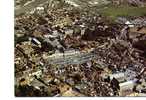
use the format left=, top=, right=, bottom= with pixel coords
left=100, top=6, right=146, bottom=19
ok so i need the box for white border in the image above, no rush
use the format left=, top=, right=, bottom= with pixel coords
left=0, top=0, right=14, bottom=99
left=0, top=0, right=144, bottom=100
